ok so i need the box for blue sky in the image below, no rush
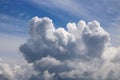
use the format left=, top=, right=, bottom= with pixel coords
left=0, top=0, right=120, bottom=64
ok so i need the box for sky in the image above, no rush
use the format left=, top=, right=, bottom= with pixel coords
left=0, top=0, right=120, bottom=80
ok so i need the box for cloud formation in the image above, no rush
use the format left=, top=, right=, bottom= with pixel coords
left=19, top=16, right=120, bottom=80
left=1, top=16, right=120, bottom=80
left=0, top=61, right=36, bottom=80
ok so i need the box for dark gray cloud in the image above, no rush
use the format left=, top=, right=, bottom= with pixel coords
left=0, top=74, right=9, bottom=80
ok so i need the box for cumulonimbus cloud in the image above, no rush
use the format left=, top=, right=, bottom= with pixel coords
left=0, top=16, right=120, bottom=80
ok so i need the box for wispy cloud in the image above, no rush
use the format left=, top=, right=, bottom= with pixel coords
left=28, top=0, right=120, bottom=21
left=28, top=0, right=91, bottom=18
left=0, top=14, right=28, bottom=35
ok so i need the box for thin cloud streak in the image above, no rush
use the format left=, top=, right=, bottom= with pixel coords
left=0, top=14, right=28, bottom=35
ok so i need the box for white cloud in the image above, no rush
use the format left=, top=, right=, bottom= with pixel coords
left=42, top=70, right=55, bottom=80
left=0, top=61, right=35, bottom=80
left=82, top=20, right=110, bottom=58
left=18, top=16, right=120, bottom=80
left=0, top=16, right=120, bottom=80
left=35, top=56, right=62, bottom=68
left=0, top=63, right=14, bottom=80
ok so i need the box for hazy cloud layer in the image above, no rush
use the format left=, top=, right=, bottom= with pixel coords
left=1, top=16, right=120, bottom=80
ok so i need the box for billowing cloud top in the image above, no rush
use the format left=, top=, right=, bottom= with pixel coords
left=20, top=17, right=110, bottom=62
left=0, top=17, right=120, bottom=80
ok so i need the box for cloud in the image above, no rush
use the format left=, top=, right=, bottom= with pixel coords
left=0, top=14, right=28, bottom=35
left=1, top=16, right=119, bottom=80
left=20, top=16, right=76, bottom=63
left=18, top=16, right=120, bottom=80
left=0, top=60, right=36, bottom=80
left=27, top=0, right=120, bottom=23
left=82, top=20, right=110, bottom=58
left=29, top=0, right=89, bottom=18
left=0, top=63, right=14, bottom=80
